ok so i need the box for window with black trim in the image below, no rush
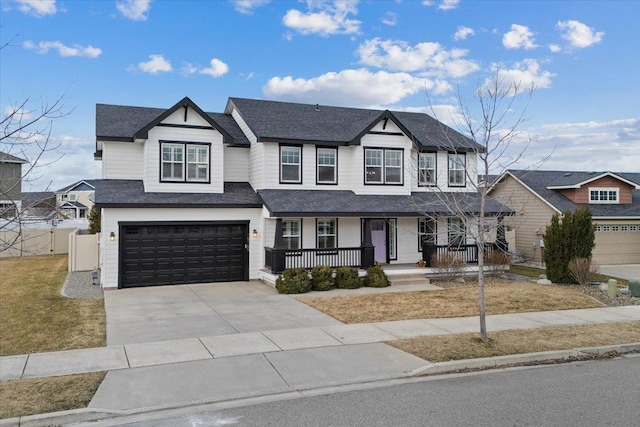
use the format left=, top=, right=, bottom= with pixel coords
left=418, top=218, right=437, bottom=250
left=418, top=152, right=436, bottom=186
left=282, top=219, right=301, bottom=250
left=161, top=142, right=210, bottom=183
left=365, top=148, right=403, bottom=184
left=280, top=145, right=302, bottom=183
left=448, top=153, right=465, bottom=187
left=317, top=218, right=337, bottom=249
left=317, top=147, right=337, bottom=184
left=448, top=217, right=466, bottom=248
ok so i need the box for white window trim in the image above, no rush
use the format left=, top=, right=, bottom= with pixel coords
left=186, top=145, right=209, bottom=182
left=588, top=187, right=619, bottom=204
left=280, top=146, right=302, bottom=184
left=418, top=152, right=436, bottom=186
left=317, top=147, right=337, bottom=184
left=448, top=153, right=466, bottom=187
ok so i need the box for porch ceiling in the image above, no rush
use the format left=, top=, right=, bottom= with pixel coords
left=258, top=189, right=513, bottom=218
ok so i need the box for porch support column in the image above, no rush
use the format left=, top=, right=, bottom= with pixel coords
left=273, top=218, right=286, bottom=274
left=361, top=219, right=375, bottom=269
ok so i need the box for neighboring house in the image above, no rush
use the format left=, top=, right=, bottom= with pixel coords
left=55, top=180, right=97, bottom=219
left=0, top=151, right=27, bottom=219
left=489, top=170, right=640, bottom=265
left=95, top=96, right=511, bottom=289
left=21, top=191, right=57, bottom=219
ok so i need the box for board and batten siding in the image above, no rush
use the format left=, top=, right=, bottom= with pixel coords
left=143, top=108, right=225, bottom=193
left=489, top=174, right=557, bottom=263
left=223, top=147, right=250, bottom=182
left=102, top=141, right=144, bottom=180
left=99, top=207, right=264, bottom=288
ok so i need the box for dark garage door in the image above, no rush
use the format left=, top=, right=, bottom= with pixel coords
left=119, top=222, right=248, bottom=288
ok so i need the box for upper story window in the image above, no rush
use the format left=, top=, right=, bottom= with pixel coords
left=280, top=145, right=302, bottom=184
left=69, top=194, right=77, bottom=202
left=317, top=218, right=337, bottom=249
left=418, top=152, right=436, bottom=186
left=365, top=148, right=403, bottom=185
left=282, top=219, right=301, bottom=250
left=589, top=187, right=619, bottom=204
left=448, top=153, right=466, bottom=187
left=317, top=147, right=337, bottom=184
left=161, top=142, right=210, bottom=183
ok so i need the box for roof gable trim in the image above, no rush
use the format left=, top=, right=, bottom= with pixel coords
left=546, top=172, right=640, bottom=190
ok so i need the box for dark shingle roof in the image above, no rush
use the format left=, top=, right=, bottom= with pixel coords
left=94, top=180, right=263, bottom=208
left=56, top=180, right=99, bottom=193
left=258, top=189, right=511, bottom=217
left=228, top=97, right=479, bottom=151
left=22, top=192, right=55, bottom=208
left=0, top=151, right=27, bottom=163
left=96, top=104, right=250, bottom=146
left=507, top=170, right=640, bottom=217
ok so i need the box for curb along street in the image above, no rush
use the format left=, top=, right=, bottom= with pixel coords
left=2, top=343, right=639, bottom=427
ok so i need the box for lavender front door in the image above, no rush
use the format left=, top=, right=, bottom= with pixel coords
left=370, top=219, right=387, bottom=263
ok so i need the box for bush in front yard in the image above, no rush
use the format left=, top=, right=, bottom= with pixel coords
left=311, top=265, right=334, bottom=291
left=335, top=266, right=361, bottom=289
left=275, top=268, right=311, bottom=294
left=364, top=265, right=390, bottom=288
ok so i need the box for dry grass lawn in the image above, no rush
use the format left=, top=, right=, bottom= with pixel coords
left=0, top=255, right=106, bottom=356
left=300, top=280, right=604, bottom=324
left=0, top=372, right=106, bottom=419
left=389, top=321, right=640, bottom=362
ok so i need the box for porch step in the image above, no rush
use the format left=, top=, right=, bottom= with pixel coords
left=386, top=272, right=431, bottom=287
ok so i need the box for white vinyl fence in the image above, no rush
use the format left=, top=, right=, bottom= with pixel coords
left=68, top=230, right=100, bottom=272
left=0, top=227, right=74, bottom=258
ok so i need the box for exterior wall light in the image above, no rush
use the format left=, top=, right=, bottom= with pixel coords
left=252, top=229, right=258, bottom=238
left=109, top=232, right=115, bottom=241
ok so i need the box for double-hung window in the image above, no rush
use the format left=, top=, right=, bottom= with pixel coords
left=282, top=219, right=301, bottom=250
left=161, top=142, right=210, bottom=183
left=317, top=219, right=337, bottom=249
left=448, top=218, right=466, bottom=248
left=418, top=218, right=437, bottom=250
left=418, top=152, right=436, bottom=186
left=317, top=147, right=337, bottom=184
left=365, top=148, right=403, bottom=184
left=448, top=153, right=465, bottom=187
left=280, top=146, right=302, bottom=183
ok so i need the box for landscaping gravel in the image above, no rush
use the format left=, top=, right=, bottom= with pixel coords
left=61, top=271, right=104, bottom=299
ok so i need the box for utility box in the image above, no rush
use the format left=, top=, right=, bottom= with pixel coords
left=629, top=278, right=640, bottom=298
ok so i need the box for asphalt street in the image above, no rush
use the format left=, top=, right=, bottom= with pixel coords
left=84, top=355, right=640, bottom=427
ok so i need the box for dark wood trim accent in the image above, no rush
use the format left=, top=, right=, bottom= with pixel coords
left=97, top=136, right=133, bottom=142
left=156, top=123, right=215, bottom=130
left=279, top=144, right=303, bottom=185
left=315, top=146, right=338, bottom=186
left=260, top=137, right=353, bottom=146
left=159, top=140, right=212, bottom=184
left=367, top=131, right=404, bottom=136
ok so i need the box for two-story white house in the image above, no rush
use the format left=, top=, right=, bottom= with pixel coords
left=95, top=97, right=510, bottom=289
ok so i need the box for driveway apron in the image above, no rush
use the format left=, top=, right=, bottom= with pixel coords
left=104, top=281, right=342, bottom=345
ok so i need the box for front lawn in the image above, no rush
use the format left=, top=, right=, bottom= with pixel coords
left=0, top=254, right=106, bottom=356
left=300, top=279, right=604, bottom=324
left=389, top=321, right=640, bottom=362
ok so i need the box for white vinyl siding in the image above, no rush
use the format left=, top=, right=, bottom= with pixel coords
left=223, top=147, right=249, bottom=182
left=102, top=141, right=144, bottom=180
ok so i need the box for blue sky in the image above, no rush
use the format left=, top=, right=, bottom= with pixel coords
left=2, top=0, right=639, bottom=191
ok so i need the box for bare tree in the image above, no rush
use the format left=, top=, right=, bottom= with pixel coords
left=416, top=72, right=544, bottom=341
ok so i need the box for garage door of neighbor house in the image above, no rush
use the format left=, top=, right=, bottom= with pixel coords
left=119, top=222, right=249, bottom=288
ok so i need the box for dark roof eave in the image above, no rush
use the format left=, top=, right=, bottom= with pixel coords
left=257, top=137, right=356, bottom=146
left=97, top=203, right=263, bottom=209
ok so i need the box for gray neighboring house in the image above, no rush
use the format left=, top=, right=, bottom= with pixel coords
left=0, top=151, right=27, bottom=219
left=95, top=96, right=512, bottom=289
left=489, top=170, right=640, bottom=265
left=21, top=191, right=57, bottom=219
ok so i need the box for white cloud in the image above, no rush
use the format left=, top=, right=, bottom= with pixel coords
left=4, top=106, right=34, bottom=121
left=231, top=0, right=271, bottom=15
left=131, top=54, right=172, bottom=74
left=357, top=38, right=479, bottom=78
left=199, top=58, right=229, bottom=78
left=116, top=0, right=152, bottom=21
left=422, top=0, right=460, bottom=11
left=182, top=58, right=229, bottom=78
left=502, top=24, right=538, bottom=50
left=453, top=26, right=474, bottom=41
left=381, top=11, right=397, bottom=26
left=263, top=68, right=434, bottom=107
left=548, top=44, right=561, bottom=53
left=282, top=1, right=361, bottom=36
left=16, top=0, right=56, bottom=17
left=557, top=20, right=604, bottom=48
left=22, top=40, right=102, bottom=58
left=492, top=59, right=554, bottom=94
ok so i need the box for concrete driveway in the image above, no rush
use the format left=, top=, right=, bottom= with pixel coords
left=599, top=264, right=640, bottom=281
left=104, top=281, right=342, bottom=345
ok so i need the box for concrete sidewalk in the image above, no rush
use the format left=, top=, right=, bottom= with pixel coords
left=2, top=306, right=639, bottom=384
